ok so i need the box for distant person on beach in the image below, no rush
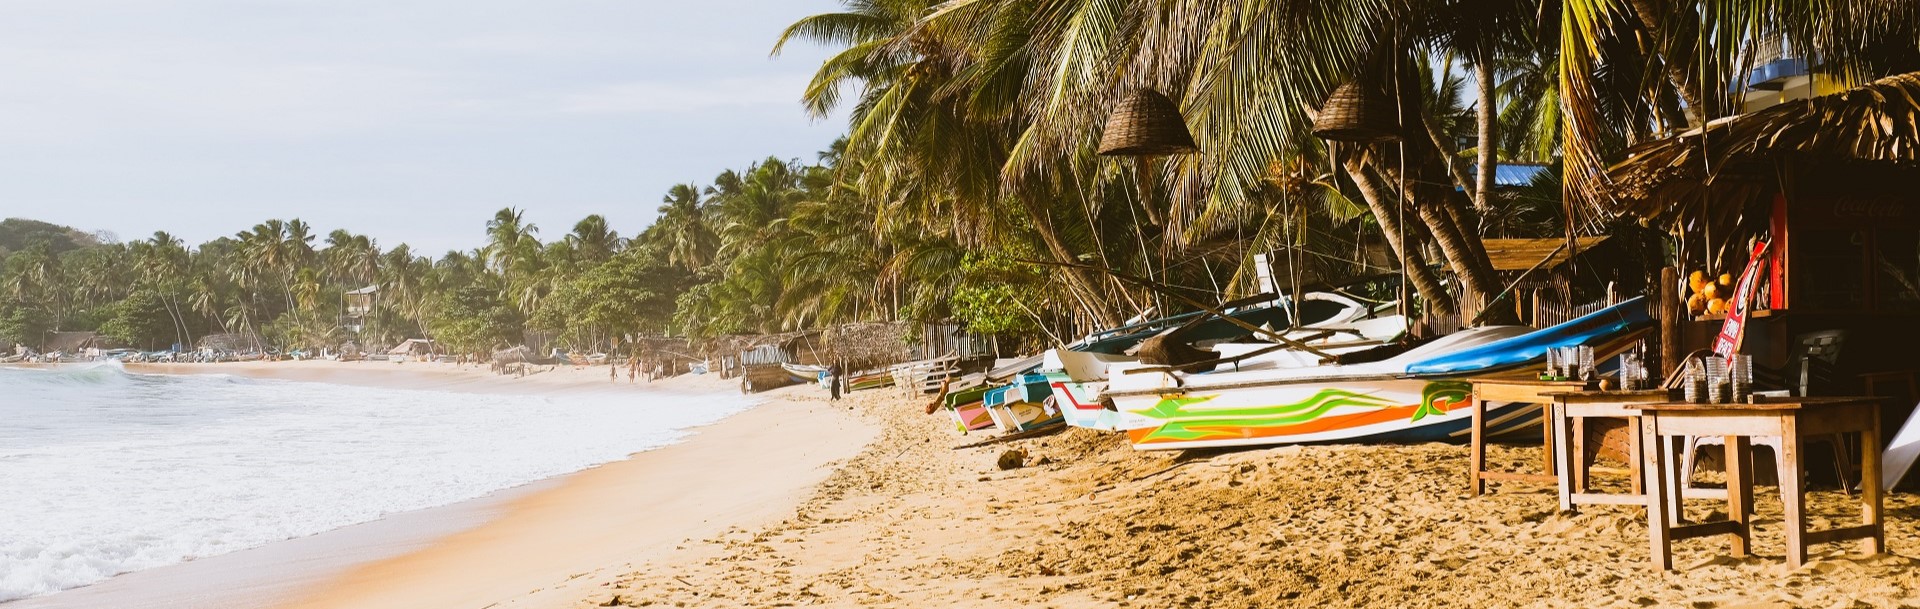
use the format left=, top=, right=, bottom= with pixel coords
left=828, top=363, right=842, bottom=401
left=609, top=362, right=617, bottom=382
left=628, top=358, right=638, bottom=383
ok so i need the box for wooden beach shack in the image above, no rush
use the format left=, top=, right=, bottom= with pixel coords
left=1606, top=71, right=1920, bottom=482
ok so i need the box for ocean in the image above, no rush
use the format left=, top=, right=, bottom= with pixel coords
left=0, top=363, right=753, bottom=603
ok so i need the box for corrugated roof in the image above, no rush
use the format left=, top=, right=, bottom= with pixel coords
left=1468, top=163, right=1551, bottom=188
left=1482, top=237, right=1611, bottom=271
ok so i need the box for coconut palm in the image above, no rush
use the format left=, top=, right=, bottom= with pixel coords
left=654, top=184, right=719, bottom=272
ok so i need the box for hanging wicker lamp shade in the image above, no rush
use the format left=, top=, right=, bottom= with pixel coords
left=1098, top=89, right=1198, bottom=156
left=1313, top=80, right=1403, bottom=142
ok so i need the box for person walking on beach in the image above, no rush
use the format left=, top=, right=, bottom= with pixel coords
left=828, top=362, right=843, bottom=401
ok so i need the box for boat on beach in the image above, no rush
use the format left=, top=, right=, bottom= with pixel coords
left=1101, top=297, right=1653, bottom=450
left=781, top=362, right=828, bottom=385
left=1041, top=292, right=1402, bottom=431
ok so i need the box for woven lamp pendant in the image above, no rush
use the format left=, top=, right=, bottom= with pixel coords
left=1313, top=80, right=1403, bottom=142
left=1098, top=89, right=1198, bottom=156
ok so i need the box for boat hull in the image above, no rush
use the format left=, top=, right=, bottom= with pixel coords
left=1115, top=379, right=1494, bottom=450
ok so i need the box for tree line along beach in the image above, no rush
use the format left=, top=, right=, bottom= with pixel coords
left=7, top=1, right=1920, bottom=608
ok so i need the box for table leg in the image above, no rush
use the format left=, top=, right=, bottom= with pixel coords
left=1725, top=435, right=1752, bottom=558
left=1629, top=415, right=1644, bottom=494
left=1666, top=436, right=1685, bottom=525
left=1469, top=398, right=1486, bottom=496
left=1642, top=418, right=1672, bottom=570
left=1781, top=416, right=1808, bottom=568
left=1572, top=416, right=1590, bottom=493
left=1553, top=402, right=1575, bottom=513
left=1862, top=412, right=1886, bottom=555
left=1542, top=403, right=1556, bottom=477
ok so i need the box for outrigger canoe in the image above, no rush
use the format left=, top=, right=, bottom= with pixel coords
left=1101, top=297, right=1653, bottom=450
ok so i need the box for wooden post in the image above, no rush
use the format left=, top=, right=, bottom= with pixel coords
left=1660, top=266, right=1681, bottom=381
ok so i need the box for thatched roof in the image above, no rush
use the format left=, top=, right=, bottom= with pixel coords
left=821, top=322, right=915, bottom=370
left=46, top=331, right=116, bottom=353
left=1608, top=71, right=1920, bottom=228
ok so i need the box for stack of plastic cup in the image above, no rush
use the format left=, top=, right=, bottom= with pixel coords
left=1730, top=354, right=1752, bottom=402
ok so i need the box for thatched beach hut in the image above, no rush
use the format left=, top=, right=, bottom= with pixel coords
left=1605, top=70, right=1920, bottom=404
left=820, top=321, right=915, bottom=373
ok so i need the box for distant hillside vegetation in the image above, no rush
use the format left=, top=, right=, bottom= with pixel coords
left=0, top=218, right=101, bottom=257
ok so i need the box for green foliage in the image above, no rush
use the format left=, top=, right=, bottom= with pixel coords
left=531, top=248, right=691, bottom=347
left=0, top=218, right=98, bottom=258
left=949, top=254, right=1043, bottom=335
left=97, top=290, right=176, bottom=349
left=0, top=298, right=51, bottom=347
left=427, top=285, right=524, bottom=354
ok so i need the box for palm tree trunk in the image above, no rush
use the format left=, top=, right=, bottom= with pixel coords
left=1474, top=57, right=1498, bottom=211
left=1012, top=194, right=1122, bottom=328
left=1375, top=161, right=1507, bottom=323
left=1342, top=158, right=1456, bottom=316
left=1624, top=0, right=1712, bottom=127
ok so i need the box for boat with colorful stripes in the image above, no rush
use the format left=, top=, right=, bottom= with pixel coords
left=1101, top=297, right=1653, bottom=450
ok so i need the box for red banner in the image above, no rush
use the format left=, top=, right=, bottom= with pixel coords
left=1712, top=241, right=1771, bottom=360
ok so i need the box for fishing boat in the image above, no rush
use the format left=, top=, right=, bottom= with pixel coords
left=1068, top=291, right=1374, bottom=354
left=890, top=354, right=994, bottom=394
left=1042, top=292, right=1401, bottom=431
left=780, top=362, right=828, bottom=385
left=1102, top=297, right=1653, bottom=450
left=846, top=369, right=894, bottom=391
left=942, top=382, right=997, bottom=432
left=981, top=373, right=1063, bottom=432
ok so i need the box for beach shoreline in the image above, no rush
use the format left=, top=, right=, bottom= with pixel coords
left=13, top=360, right=1920, bottom=608
left=2, top=361, right=872, bottom=609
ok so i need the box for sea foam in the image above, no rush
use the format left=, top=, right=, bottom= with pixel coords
left=0, top=364, right=753, bottom=602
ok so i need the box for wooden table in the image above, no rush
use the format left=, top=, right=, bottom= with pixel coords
left=1629, top=397, right=1886, bottom=570
left=1465, top=375, right=1594, bottom=496
left=1544, top=389, right=1677, bottom=513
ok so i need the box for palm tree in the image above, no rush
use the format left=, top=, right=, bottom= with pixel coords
left=564, top=215, right=623, bottom=266
left=655, top=184, right=719, bottom=271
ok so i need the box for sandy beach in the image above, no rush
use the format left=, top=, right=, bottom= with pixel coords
left=12, top=361, right=1920, bottom=609
left=2, top=361, right=871, bottom=609
left=534, top=385, right=1920, bottom=609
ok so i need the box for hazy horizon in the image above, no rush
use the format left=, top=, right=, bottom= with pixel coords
left=0, top=0, right=848, bottom=254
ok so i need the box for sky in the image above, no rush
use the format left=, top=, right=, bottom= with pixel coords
left=0, top=0, right=850, bottom=255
